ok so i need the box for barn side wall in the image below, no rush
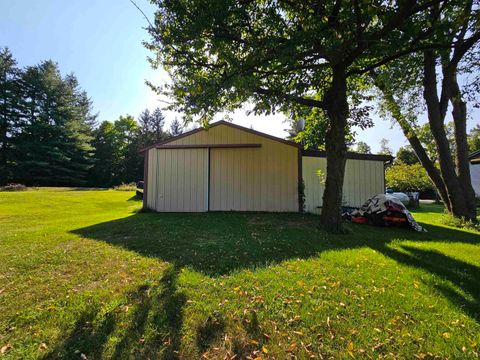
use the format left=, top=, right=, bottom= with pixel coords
left=470, top=163, right=480, bottom=197
left=146, top=124, right=299, bottom=212
left=146, top=147, right=209, bottom=212
left=303, top=156, right=385, bottom=213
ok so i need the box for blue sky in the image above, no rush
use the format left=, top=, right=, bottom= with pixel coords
left=1, top=0, right=477, bottom=153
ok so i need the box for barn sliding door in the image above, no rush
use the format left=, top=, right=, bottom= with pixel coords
left=209, top=147, right=260, bottom=211
left=150, top=148, right=209, bottom=212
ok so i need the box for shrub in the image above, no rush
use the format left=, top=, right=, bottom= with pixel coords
left=0, top=183, right=27, bottom=192
left=441, top=213, right=480, bottom=231
left=385, top=163, right=434, bottom=193
left=112, top=182, right=137, bottom=191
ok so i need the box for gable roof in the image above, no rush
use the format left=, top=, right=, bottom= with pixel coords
left=469, top=150, right=480, bottom=164
left=139, top=120, right=299, bottom=153
left=468, top=149, right=480, bottom=159
left=140, top=120, right=393, bottom=162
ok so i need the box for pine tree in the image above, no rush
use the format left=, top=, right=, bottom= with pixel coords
left=169, top=118, right=183, bottom=137
left=138, top=107, right=168, bottom=147
left=138, top=108, right=153, bottom=147
left=0, top=48, right=27, bottom=184
left=151, top=108, right=166, bottom=142
left=15, top=61, right=95, bottom=186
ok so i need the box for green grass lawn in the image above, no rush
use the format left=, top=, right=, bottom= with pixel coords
left=0, top=189, right=479, bottom=359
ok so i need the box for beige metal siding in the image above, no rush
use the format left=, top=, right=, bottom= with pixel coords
left=146, top=148, right=209, bottom=212
left=303, top=156, right=385, bottom=213
left=145, top=123, right=298, bottom=212
left=209, top=146, right=296, bottom=211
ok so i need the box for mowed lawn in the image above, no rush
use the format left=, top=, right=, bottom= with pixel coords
left=0, top=189, right=479, bottom=359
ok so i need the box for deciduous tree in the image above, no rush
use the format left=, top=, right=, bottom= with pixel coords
left=373, top=0, right=480, bottom=220
left=396, top=146, right=419, bottom=165
left=378, top=138, right=393, bottom=156
left=386, top=162, right=433, bottom=192
left=146, top=0, right=442, bottom=230
left=468, top=124, right=480, bottom=153
left=355, top=141, right=371, bottom=154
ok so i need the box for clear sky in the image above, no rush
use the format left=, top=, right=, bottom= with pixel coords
left=1, top=0, right=477, bottom=153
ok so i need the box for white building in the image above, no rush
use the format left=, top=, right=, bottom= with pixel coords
left=469, top=150, right=480, bottom=197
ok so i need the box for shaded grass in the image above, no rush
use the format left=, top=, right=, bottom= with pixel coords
left=0, top=188, right=479, bottom=359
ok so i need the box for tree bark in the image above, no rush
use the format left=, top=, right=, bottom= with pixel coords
left=372, top=77, right=451, bottom=212
left=449, top=70, right=477, bottom=219
left=320, top=67, right=348, bottom=232
left=423, top=50, right=473, bottom=219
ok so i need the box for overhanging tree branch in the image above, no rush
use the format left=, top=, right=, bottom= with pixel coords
left=254, top=87, right=326, bottom=109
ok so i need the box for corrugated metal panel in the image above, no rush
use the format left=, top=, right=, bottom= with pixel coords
left=147, top=148, right=208, bottom=212
left=145, top=123, right=298, bottom=212
left=470, top=164, right=480, bottom=197
left=206, top=125, right=297, bottom=212
left=303, top=156, right=385, bottom=213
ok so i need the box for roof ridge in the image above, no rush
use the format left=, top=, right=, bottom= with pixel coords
left=139, top=120, right=299, bottom=153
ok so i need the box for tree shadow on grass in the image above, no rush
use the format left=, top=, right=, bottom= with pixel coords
left=370, top=244, right=480, bottom=322
left=43, top=265, right=185, bottom=360
left=43, top=305, right=116, bottom=360
left=71, top=211, right=480, bottom=322
left=127, top=193, right=142, bottom=201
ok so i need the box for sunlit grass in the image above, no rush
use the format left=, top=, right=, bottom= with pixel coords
left=0, top=189, right=479, bottom=358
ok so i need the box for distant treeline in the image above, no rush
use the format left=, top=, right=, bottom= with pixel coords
left=0, top=47, right=183, bottom=187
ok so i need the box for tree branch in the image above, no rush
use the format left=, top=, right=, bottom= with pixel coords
left=129, top=0, right=153, bottom=28
left=254, top=87, right=326, bottom=109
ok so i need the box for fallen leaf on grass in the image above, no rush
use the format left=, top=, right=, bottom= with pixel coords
left=287, top=343, right=297, bottom=352
left=1, top=344, right=12, bottom=354
left=347, top=341, right=354, bottom=357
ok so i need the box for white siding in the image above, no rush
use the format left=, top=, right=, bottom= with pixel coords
left=470, top=163, right=480, bottom=197
left=303, top=156, right=385, bottom=214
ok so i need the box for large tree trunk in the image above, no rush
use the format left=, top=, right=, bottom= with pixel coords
left=449, top=70, right=477, bottom=219
left=320, top=67, right=348, bottom=232
left=372, top=76, right=451, bottom=211
left=423, top=50, right=474, bottom=220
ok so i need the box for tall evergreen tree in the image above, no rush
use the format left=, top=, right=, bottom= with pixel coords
left=14, top=61, right=95, bottom=186
left=151, top=108, right=166, bottom=143
left=169, top=118, right=183, bottom=137
left=138, top=108, right=153, bottom=147
left=138, top=107, right=168, bottom=147
left=0, top=47, right=27, bottom=184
